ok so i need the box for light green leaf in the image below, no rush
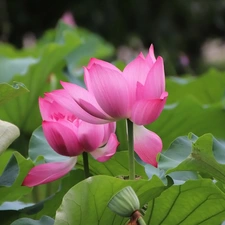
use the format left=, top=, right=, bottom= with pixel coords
left=0, top=57, right=37, bottom=83
left=54, top=175, right=166, bottom=225
left=137, top=134, right=199, bottom=184
left=159, top=134, right=197, bottom=171
left=66, top=28, right=114, bottom=78
left=54, top=22, right=114, bottom=77
left=166, top=69, right=225, bottom=104
left=145, top=179, right=225, bottom=225
left=0, top=201, right=33, bottom=211
left=167, top=134, right=225, bottom=183
left=10, top=216, right=54, bottom=225
left=0, top=33, right=80, bottom=134
left=142, top=70, right=225, bottom=149
left=38, top=21, right=114, bottom=84
left=148, top=97, right=225, bottom=149
left=0, top=82, right=29, bottom=106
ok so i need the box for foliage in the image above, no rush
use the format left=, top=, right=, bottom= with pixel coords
left=4, top=0, right=225, bottom=74
left=148, top=69, right=225, bottom=149
left=1, top=23, right=225, bottom=225
left=0, top=22, right=114, bottom=155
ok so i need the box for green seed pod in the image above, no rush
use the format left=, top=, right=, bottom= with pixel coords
left=107, top=186, right=140, bottom=217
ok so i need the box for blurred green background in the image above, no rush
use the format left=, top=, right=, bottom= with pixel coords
left=1, top=0, right=225, bottom=156
left=1, top=0, right=225, bottom=75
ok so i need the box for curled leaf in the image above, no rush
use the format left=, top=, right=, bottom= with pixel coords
left=0, top=120, right=20, bottom=154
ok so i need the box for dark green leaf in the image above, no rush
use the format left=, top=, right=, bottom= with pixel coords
left=0, top=154, right=19, bottom=187
left=0, top=169, right=84, bottom=224
left=0, top=151, right=33, bottom=205
left=25, top=169, right=85, bottom=219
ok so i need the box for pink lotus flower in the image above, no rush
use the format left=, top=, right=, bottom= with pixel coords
left=22, top=91, right=119, bottom=187
left=56, top=45, right=167, bottom=166
left=60, top=45, right=168, bottom=125
left=61, top=11, right=76, bottom=27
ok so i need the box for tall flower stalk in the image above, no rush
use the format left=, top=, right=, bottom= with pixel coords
left=127, top=119, right=135, bottom=180
left=82, top=152, right=90, bottom=178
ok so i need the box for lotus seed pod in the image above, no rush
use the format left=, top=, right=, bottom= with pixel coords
left=108, top=186, right=140, bottom=217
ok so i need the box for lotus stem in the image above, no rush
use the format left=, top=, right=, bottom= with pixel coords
left=127, top=119, right=135, bottom=180
left=82, top=152, right=90, bottom=178
left=137, top=216, right=147, bottom=225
